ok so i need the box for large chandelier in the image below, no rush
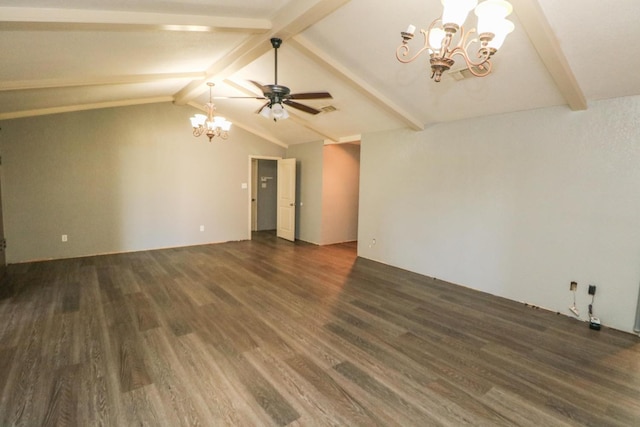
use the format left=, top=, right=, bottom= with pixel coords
left=396, top=0, right=514, bottom=82
left=189, top=82, right=232, bottom=141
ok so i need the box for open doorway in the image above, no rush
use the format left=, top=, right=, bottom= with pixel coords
left=249, top=156, right=279, bottom=238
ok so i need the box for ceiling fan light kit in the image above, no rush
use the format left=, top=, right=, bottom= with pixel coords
left=396, top=0, right=514, bottom=82
left=260, top=102, right=289, bottom=120
left=190, top=82, right=232, bottom=141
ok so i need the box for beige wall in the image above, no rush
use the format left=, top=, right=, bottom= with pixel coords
left=286, top=141, right=324, bottom=244
left=321, top=143, right=360, bottom=245
left=1, top=102, right=285, bottom=263
left=287, top=141, right=360, bottom=245
left=358, top=96, right=640, bottom=333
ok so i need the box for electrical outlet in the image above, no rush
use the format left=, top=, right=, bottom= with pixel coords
left=569, top=281, right=579, bottom=316
left=61, top=234, right=68, bottom=242
left=588, top=285, right=596, bottom=295
left=200, top=225, right=205, bottom=232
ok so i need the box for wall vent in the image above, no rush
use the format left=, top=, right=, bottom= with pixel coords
left=320, top=105, right=338, bottom=113
left=449, top=67, right=473, bottom=81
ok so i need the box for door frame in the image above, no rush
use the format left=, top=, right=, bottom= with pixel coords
left=251, top=159, right=258, bottom=232
left=247, top=155, right=282, bottom=240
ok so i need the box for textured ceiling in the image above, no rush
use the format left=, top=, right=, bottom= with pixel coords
left=1, top=0, right=638, bottom=146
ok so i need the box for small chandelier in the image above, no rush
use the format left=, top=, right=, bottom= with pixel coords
left=189, top=82, right=232, bottom=141
left=259, top=101, right=289, bottom=122
left=396, top=0, right=514, bottom=82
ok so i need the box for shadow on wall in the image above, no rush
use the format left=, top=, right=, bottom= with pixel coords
left=321, top=143, right=360, bottom=245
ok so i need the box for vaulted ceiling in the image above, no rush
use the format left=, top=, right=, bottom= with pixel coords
left=1, top=0, right=639, bottom=147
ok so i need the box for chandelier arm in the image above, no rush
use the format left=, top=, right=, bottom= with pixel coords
left=466, top=59, right=492, bottom=77
left=395, top=29, right=431, bottom=63
left=462, top=27, right=478, bottom=53
left=193, top=127, right=205, bottom=137
left=461, top=27, right=492, bottom=69
left=450, top=47, right=493, bottom=77
left=439, top=21, right=460, bottom=59
left=442, top=26, right=491, bottom=77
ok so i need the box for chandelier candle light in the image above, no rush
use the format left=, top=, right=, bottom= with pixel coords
left=396, top=0, right=514, bottom=82
left=190, top=82, right=232, bottom=141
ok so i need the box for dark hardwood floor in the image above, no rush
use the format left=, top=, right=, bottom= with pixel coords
left=1, top=231, right=639, bottom=426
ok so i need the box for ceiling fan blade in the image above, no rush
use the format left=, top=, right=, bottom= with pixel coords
left=288, top=91, right=332, bottom=100
left=255, top=101, right=271, bottom=114
left=213, top=96, right=266, bottom=100
left=283, top=100, right=322, bottom=115
left=249, top=80, right=268, bottom=93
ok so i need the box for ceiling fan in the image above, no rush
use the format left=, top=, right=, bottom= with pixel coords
left=250, top=37, right=333, bottom=121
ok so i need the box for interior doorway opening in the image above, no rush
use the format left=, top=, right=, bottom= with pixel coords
left=248, top=156, right=280, bottom=239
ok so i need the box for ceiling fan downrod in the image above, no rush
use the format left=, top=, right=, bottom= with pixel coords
left=270, top=37, right=282, bottom=85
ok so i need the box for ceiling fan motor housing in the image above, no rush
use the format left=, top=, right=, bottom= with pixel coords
left=264, top=84, right=291, bottom=104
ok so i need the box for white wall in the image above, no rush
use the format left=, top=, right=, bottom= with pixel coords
left=1, top=102, right=285, bottom=263
left=358, top=96, right=640, bottom=333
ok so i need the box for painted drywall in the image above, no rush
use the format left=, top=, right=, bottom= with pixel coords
left=257, top=159, right=277, bottom=230
left=286, top=141, right=324, bottom=244
left=358, top=96, right=640, bottom=334
left=321, top=143, right=360, bottom=244
left=0, top=102, right=285, bottom=263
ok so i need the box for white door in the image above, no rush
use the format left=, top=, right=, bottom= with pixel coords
left=277, top=158, right=296, bottom=241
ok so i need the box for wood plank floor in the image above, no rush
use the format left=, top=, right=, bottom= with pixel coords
left=1, top=231, right=639, bottom=426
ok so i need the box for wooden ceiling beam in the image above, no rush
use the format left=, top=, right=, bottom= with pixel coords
left=0, top=73, right=205, bottom=92
left=172, top=0, right=351, bottom=105
left=0, top=7, right=271, bottom=33
left=0, top=96, right=173, bottom=120
left=511, top=0, right=587, bottom=111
